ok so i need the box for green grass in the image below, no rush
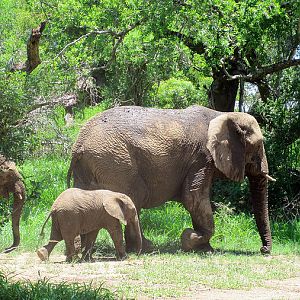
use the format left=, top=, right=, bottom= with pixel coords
left=117, top=252, right=299, bottom=298
left=0, top=272, right=115, bottom=300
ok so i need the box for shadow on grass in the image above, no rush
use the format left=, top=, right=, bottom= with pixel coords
left=91, top=240, right=259, bottom=259
left=213, top=248, right=258, bottom=256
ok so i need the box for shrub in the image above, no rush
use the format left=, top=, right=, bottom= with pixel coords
left=150, top=77, right=205, bottom=109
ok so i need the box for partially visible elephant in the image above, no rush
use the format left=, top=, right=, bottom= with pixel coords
left=0, top=155, right=25, bottom=253
left=37, top=188, right=142, bottom=262
left=67, top=105, right=275, bottom=254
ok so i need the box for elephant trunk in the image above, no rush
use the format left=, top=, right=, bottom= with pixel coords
left=248, top=174, right=272, bottom=254
left=133, top=215, right=142, bottom=255
left=3, top=180, right=26, bottom=253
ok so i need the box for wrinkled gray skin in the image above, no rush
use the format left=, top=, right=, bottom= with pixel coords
left=67, top=105, right=273, bottom=254
left=0, top=155, right=26, bottom=253
left=37, top=188, right=142, bottom=262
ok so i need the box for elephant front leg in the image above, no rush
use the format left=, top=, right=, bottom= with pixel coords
left=182, top=189, right=215, bottom=253
left=107, top=221, right=127, bottom=260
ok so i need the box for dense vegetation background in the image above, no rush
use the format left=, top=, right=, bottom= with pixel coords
left=0, top=0, right=299, bottom=233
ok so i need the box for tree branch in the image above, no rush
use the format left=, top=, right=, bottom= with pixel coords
left=54, top=30, right=117, bottom=60
left=222, top=58, right=300, bottom=82
left=54, top=19, right=143, bottom=69
left=11, top=21, right=47, bottom=74
left=166, top=30, right=206, bottom=54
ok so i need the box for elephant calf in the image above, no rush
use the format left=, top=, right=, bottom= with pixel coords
left=37, top=188, right=142, bottom=262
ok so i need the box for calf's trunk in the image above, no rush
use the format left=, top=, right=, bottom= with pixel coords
left=133, top=215, right=142, bottom=255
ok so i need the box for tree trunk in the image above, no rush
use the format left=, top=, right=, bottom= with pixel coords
left=208, top=58, right=240, bottom=112
left=11, top=21, right=46, bottom=74
left=208, top=69, right=239, bottom=112
left=257, top=80, right=272, bottom=103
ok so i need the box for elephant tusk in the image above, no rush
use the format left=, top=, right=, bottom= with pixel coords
left=264, top=174, right=276, bottom=182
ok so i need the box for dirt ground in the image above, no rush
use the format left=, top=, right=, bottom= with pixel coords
left=0, top=252, right=299, bottom=300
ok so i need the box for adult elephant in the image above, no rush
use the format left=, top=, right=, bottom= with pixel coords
left=0, top=155, right=26, bottom=253
left=67, top=105, right=274, bottom=254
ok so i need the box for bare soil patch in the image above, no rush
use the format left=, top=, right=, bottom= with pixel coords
left=0, top=252, right=299, bottom=299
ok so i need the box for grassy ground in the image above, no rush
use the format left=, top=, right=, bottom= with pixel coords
left=0, top=245, right=299, bottom=299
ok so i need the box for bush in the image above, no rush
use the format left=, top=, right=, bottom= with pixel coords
left=150, top=77, right=205, bottom=108
left=0, top=72, right=37, bottom=161
left=250, top=95, right=300, bottom=219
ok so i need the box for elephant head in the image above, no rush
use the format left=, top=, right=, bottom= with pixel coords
left=206, top=113, right=274, bottom=253
left=103, top=195, right=142, bottom=254
left=0, top=154, right=26, bottom=253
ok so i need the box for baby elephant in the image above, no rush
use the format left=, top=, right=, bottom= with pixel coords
left=37, top=188, right=142, bottom=262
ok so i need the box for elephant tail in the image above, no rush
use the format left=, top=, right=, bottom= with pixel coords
left=39, top=212, right=52, bottom=238
left=67, top=164, right=73, bottom=188
left=67, top=155, right=77, bottom=188
left=67, top=151, right=83, bottom=188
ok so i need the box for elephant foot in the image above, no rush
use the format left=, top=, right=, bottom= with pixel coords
left=80, top=254, right=95, bottom=263
left=3, top=245, right=18, bottom=254
left=126, top=237, right=154, bottom=253
left=126, top=240, right=154, bottom=253
left=65, top=254, right=80, bottom=263
left=260, top=246, right=271, bottom=255
left=37, top=247, right=48, bottom=261
left=141, top=237, right=155, bottom=253
left=116, top=252, right=128, bottom=261
left=181, top=228, right=214, bottom=253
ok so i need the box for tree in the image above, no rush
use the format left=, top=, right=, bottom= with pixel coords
left=144, top=0, right=300, bottom=111
left=2, top=0, right=300, bottom=152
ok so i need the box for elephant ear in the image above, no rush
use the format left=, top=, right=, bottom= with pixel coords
left=103, top=196, right=128, bottom=225
left=206, top=113, right=247, bottom=182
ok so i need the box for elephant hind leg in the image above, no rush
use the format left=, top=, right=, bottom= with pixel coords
left=124, top=178, right=153, bottom=253
left=81, top=229, right=99, bottom=262
left=65, top=238, right=78, bottom=262
left=37, top=221, right=63, bottom=261
left=37, top=241, right=59, bottom=261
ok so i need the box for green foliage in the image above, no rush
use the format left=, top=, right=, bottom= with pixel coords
left=212, top=179, right=250, bottom=213
left=250, top=68, right=300, bottom=218
left=141, top=201, right=191, bottom=250
left=0, top=272, right=115, bottom=300
left=0, top=72, right=37, bottom=161
left=149, top=77, right=206, bottom=108
left=1, top=0, right=299, bottom=159
left=0, top=0, right=37, bottom=65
